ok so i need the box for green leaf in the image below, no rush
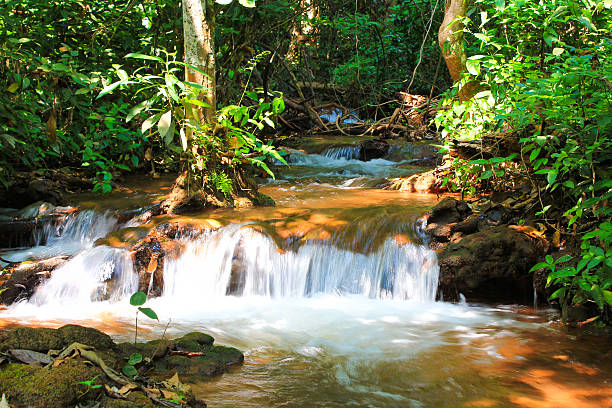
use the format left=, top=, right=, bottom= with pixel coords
left=158, top=110, right=172, bottom=145
left=215, top=0, right=233, bottom=4
left=604, top=290, right=612, bottom=307
left=548, top=267, right=576, bottom=280
left=552, top=48, right=564, bottom=56
left=125, top=53, right=163, bottom=63
left=130, top=291, right=146, bottom=306
left=549, top=287, right=566, bottom=301
left=577, top=16, right=597, bottom=31
left=138, top=307, right=159, bottom=321
left=529, top=148, right=541, bottom=162
left=238, top=0, right=256, bottom=8
left=185, top=99, right=212, bottom=108
left=97, top=81, right=123, bottom=99
left=122, top=364, right=138, bottom=378
left=128, top=353, right=142, bottom=365
left=8, top=83, right=19, bottom=93
left=466, top=60, right=481, bottom=76
left=494, top=0, right=505, bottom=10
left=126, top=101, right=148, bottom=122
left=141, top=113, right=160, bottom=133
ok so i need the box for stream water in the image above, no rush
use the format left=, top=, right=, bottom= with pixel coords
left=1, top=138, right=611, bottom=407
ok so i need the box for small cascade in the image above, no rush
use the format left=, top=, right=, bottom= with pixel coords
left=34, top=210, right=118, bottom=247
left=2, top=210, right=119, bottom=263
left=29, top=246, right=137, bottom=305
left=323, top=146, right=361, bottom=161
left=163, top=225, right=439, bottom=302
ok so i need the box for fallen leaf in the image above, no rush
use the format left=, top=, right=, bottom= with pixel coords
left=9, top=349, right=53, bottom=366
left=118, top=383, right=138, bottom=395
left=161, top=389, right=182, bottom=401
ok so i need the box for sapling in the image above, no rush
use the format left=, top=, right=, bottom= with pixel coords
left=123, top=291, right=159, bottom=378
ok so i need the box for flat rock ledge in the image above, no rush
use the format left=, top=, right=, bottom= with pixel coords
left=0, top=325, right=244, bottom=408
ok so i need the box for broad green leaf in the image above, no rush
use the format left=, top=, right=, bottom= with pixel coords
left=130, top=291, right=146, bottom=306
left=549, top=287, right=566, bottom=301
left=180, top=128, right=187, bottom=151
left=577, top=16, right=596, bottom=31
left=97, top=81, right=123, bottom=99
left=128, top=353, right=142, bottom=365
left=125, top=53, right=163, bottom=62
left=126, top=101, right=148, bottom=122
left=122, top=364, right=138, bottom=378
left=138, top=307, right=159, bottom=321
left=8, top=83, right=19, bottom=93
left=466, top=60, right=481, bottom=76
left=158, top=110, right=172, bottom=144
left=185, top=99, right=212, bottom=108
left=238, top=0, right=256, bottom=7
left=141, top=113, right=161, bottom=133
left=215, top=0, right=233, bottom=4
left=552, top=48, right=564, bottom=56
left=604, top=290, right=612, bottom=307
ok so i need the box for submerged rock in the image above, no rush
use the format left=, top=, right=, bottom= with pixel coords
left=358, top=139, right=389, bottom=161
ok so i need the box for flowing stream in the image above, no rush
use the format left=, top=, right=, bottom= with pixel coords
left=1, top=137, right=610, bottom=407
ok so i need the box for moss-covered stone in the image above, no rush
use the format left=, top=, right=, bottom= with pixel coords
left=0, top=327, right=63, bottom=352
left=178, top=332, right=214, bottom=347
left=176, top=339, right=203, bottom=353
left=100, top=391, right=157, bottom=408
left=210, top=345, right=244, bottom=366
left=0, top=360, right=103, bottom=408
left=162, top=355, right=224, bottom=377
left=118, top=339, right=176, bottom=360
left=59, top=324, right=117, bottom=351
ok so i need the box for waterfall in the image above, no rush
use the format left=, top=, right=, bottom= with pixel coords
left=323, top=146, right=361, bottom=161
left=34, top=210, right=118, bottom=247
left=163, top=225, right=439, bottom=302
left=29, top=246, right=137, bottom=305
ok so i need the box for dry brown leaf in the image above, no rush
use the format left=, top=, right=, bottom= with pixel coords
left=161, top=389, right=182, bottom=401
left=119, top=383, right=138, bottom=395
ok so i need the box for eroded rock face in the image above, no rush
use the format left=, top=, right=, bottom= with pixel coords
left=437, top=225, right=548, bottom=301
left=422, top=197, right=548, bottom=302
left=0, top=256, right=69, bottom=305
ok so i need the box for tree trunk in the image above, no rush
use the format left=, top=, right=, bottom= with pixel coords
left=287, top=0, right=317, bottom=61
left=438, top=0, right=477, bottom=100
left=183, top=0, right=216, bottom=123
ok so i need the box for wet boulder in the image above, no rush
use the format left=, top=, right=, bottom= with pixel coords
left=358, top=139, right=389, bottom=161
left=437, top=225, right=548, bottom=302
left=0, top=256, right=69, bottom=305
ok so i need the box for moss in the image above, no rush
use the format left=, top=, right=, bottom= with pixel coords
left=209, top=345, right=244, bottom=366
left=176, top=339, right=202, bottom=353
left=0, top=360, right=103, bottom=407
left=101, top=391, right=157, bottom=408
left=59, top=324, right=117, bottom=351
left=179, top=332, right=214, bottom=347
left=0, top=327, right=63, bottom=352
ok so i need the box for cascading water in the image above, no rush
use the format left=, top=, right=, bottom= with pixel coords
left=29, top=245, right=137, bottom=305
left=2, top=210, right=118, bottom=263
left=163, top=225, right=439, bottom=301
left=323, top=146, right=361, bottom=161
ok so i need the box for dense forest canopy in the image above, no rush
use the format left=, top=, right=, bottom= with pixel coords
left=0, top=0, right=611, bottom=321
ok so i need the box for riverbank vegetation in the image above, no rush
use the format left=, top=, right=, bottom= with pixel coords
left=0, top=1, right=610, bottom=321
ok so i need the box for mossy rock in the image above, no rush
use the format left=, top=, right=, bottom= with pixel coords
left=118, top=339, right=176, bottom=360
left=100, top=391, right=157, bottom=408
left=178, top=332, right=214, bottom=347
left=176, top=339, right=203, bottom=353
left=0, top=327, right=63, bottom=352
left=161, top=355, right=225, bottom=377
left=210, top=345, right=244, bottom=366
left=59, top=324, right=117, bottom=351
left=0, top=360, right=103, bottom=407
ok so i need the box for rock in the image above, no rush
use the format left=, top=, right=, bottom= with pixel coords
left=0, top=327, right=64, bottom=352
left=388, top=169, right=446, bottom=194
left=118, top=339, right=176, bottom=360
left=58, top=324, right=117, bottom=351
left=0, top=360, right=103, bottom=408
left=17, top=201, right=56, bottom=219
left=163, top=355, right=225, bottom=377
left=0, top=325, right=117, bottom=353
left=358, top=139, right=389, bottom=161
left=179, top=332, right=215, bottom=347
left=0, top=256, right=69, bottom=305
left=210, top=345, right=245, bottom=366
left=437, top=225, right=548, bottom=301
left=426, top=197, right=471, bottom=226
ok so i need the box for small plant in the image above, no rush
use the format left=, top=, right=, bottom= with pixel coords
left=76, top=375, right=102, bottom=400
left=130, top=291, right=159, bottom=344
